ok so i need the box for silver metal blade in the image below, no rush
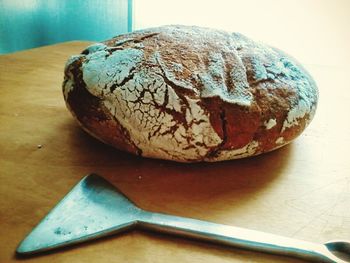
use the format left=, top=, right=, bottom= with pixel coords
left=16, top=174, right=350, bottom=262
left=16, top=174, right=140, bottom=255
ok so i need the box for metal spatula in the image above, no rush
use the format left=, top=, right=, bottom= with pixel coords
left=17, top=174, right=350, bottom=262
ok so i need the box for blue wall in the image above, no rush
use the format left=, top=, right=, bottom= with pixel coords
left=0, top=0, right=132, bottom=54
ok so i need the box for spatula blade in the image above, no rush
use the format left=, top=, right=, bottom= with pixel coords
left=17, top=174, right=140, bottom=255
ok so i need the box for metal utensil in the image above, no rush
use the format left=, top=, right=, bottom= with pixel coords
left=17, top=174, right=350, bottom=262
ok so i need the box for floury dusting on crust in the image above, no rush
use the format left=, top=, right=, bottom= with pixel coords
left=198, top=52, right=253, bottom=106
left=209, top=141, right=259, bottom=162
left=82, top=47, right=144, bottom=97
left=78, top=42, right=224, bottom=161
left=264, top=119, right=277, bottom=130
left=277, top=58, right=318, bottom=132
left=63, top=55, right=83, bottom=100
left=63, top=25, right=318, bottom=162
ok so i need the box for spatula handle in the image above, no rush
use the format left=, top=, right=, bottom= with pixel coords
left=139, top=211, right=343, bottom=263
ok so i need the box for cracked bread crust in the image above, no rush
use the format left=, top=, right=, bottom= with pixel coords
left=63, top=25, right=318, bottom=162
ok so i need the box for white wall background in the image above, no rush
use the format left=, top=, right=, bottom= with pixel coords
left=134, top=0, right=350, bottom=67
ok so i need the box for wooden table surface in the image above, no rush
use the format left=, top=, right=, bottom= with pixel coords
left=1, top=42, right=350, bottom=263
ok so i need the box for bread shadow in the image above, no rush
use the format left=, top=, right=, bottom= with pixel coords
left=61, top=120, right=293, bottom=212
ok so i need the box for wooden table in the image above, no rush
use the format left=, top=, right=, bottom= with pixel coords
left=1, top=42, right=349, bottom=263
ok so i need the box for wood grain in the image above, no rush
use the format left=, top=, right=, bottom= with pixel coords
left=0, top=41, right=350, bottom=263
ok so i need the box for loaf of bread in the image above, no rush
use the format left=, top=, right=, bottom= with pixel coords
left=63, top=25, right=318, bottom=162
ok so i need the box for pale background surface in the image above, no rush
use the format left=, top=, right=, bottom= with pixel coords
left=134, top=0, right=350, bottom=67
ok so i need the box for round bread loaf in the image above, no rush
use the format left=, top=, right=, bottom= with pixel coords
left=63, top=25, right=318, bottom=162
